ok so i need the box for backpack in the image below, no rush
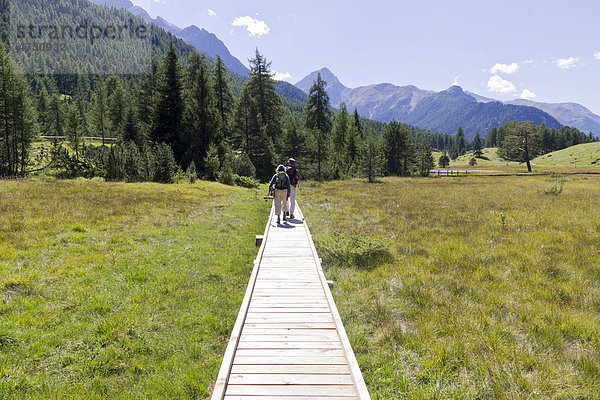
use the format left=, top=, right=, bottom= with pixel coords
left=287, top=166, right=298, bottom=185
left=275, top=172, right=287, bottom=190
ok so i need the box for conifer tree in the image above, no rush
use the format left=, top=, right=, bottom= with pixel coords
left=66, top=102, right=82, bottom=159
left=472, top=131, right=483, bottom=157
left=138, top=53, right=159, bottom=138
left=122, top=105, right=141, bottom=146
left=212, top=55, right=234, bottom=137
left=91, top=84, right=108, bottom=145
left=108, top=81, right=127, bottom=136
left=359, top=131, right=385, bottom=183
left=331, top=102, right=349, bottom=178
left=455, top=127, right=466, bottom=156
left=438, top=151, right=450, bottom=168
left=152, top=43, right=185, bottom=160
left=416, top=140, right=435, bottom=177
left=384, top=120, right=413, bottom=176
left=352, top=108, right=363, bottom=137
left=304, top=73, right=332, bottom=180
left=181, top=61, right=221, bottom=171
left=246, top=50, right=282, bottom=143
left=497, top=121, right=543, bottom=172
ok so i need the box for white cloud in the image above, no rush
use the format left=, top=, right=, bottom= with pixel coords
left=594, top=50, right=600, bottom=60
left=554, top=56, right=579, bottom=69
left=452, top=75, right=460, bottom=86
left=208, top=9, right=216, bottom=17
left=487, top=75, right=517, bottom=93
left=232, top=16, right=270, bottom=37
left=272, top=70, right=292, bottom=81
left=489, top=62, right=520, bottom=74
left=519, top=89, right=537, bottom=100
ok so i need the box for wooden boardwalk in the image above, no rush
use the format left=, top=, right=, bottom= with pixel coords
left=211, top=204, right=370, bottom=400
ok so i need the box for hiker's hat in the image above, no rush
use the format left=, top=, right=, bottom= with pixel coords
left=288, top=158, right=296, bottom=164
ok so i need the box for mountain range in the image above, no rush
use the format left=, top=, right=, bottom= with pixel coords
left=296, top=68, right=600, bottom=139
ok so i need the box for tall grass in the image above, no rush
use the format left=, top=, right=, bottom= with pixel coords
left=302, top=176, right=600, bottom=399
left=0, top=180, right=269, bottom=399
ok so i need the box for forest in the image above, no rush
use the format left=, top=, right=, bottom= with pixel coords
left=0, top=0, right=596, bottom=182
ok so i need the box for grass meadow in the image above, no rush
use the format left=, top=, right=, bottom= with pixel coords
left=301, top=176, right=600, bottom=399
left=0, top=179, right=269, bottom=399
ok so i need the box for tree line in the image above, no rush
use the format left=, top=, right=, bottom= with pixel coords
left=1, top=40, right=597, bottom=181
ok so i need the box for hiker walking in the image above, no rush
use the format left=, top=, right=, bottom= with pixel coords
left=269, top=165, right=291, bottom=225
left=285, top=158, right=302, bottom=219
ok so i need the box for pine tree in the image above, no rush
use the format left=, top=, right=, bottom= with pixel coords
left=91, top=84, right=108, bottom=145
left=46, top=94, right=65, bottom=139
left=181, top=60, right=221, bottom=172
left=455, top=127, right=466, bottom=156
left=416, top=140, right=435, bottom=177
left=66, top=102, right=82, bottom=159
left=138, top=53, right=159, bottom=139
left=151, top=43, right=185, bottom=161
left=122, top=105, right=141, bottom=146
left=486, top=127, right=498, bottom=147
left=438, top=151, right=450, bottom=168
left=384, top=120, right=413, bottom=176
left=359, top=131, right=384, bottom=183
left=247, top=50, right=283, bottom=143
left=472, top=131, right=483, bottom=157
left=108, top=80, right=127, bottom=137
left=331, top=102, right=349, bottom=178
left=304, top=73, right=332, bottom=180
left=352, top=108, right=363, bottom=137
left=213, top=55, right=234, bottom=138
left=497, top=121, right=543, bottom=172
left=280, top=115, right=306, bottom=162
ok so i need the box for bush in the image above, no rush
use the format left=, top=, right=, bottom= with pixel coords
left=469, top=156, right=477, bottom=166
left=186, top=161, right=197, bottom=184
left=540, top=176, right=565, bottom=195
left=153, top=142, right=179, bottom=184
left=233, top=174, right=260, bottom=188
left=232, top=152, right=256, bottom=178
left=316, top=234, right=394, bottom=270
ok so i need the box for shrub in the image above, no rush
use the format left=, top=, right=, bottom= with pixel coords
left=232, top=152, right=256, bottom=178
left=153, top=143, right=178, bottom=184
left=186, top=161, right=197, bottom=184
left=233, top=174, right=260, bottom=188
left=469, top=156, right=477, bottom=166
left=316, top=234, right=394, bottom=270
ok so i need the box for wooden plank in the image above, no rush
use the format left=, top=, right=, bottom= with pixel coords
left=225, top=396, right=357, bottom=400
left=228, top=373, right=353, bottom=385
left=235, top=349, right=344, bottom=357
left=236, top=341, right=342, bottom=349
left=247, top=307, right=331, bottom=313
left=230, top=364, right=351, bottom=375
left=225, top=384, right=357, bottom=396
left=240, top=328, right=338, bottom=336
left=232, top=356, right=349, bottom=365
left=239, top=334, right=340, bottom=342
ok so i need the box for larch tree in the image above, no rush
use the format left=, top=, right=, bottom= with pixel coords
left=497, top=121, right=543, bottom=172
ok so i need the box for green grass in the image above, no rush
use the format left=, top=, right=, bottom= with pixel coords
left=433, top=148, right=520, bottom=168
left=301, top=176, right=600, bottom=399
left=0, top=179, right=269, bottom=399
left=533, top=142, right=600, bottom=166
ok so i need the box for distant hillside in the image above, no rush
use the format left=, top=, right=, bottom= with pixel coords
left=89, top=0, right=250, bottom=76
left=533, top=142, right=600, bottom=166
left=8, top=0, right=196, bottom=75
left=296, top=69, right=561, bottom=140
left=509, top=99, right=600, bottom=137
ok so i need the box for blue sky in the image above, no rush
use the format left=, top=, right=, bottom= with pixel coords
left=132, top=0, right=600, bottom=114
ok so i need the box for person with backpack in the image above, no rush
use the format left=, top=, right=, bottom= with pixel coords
left=285, top=158, right=302, bottom=219
left=269, top=165, right=291, bottom=225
